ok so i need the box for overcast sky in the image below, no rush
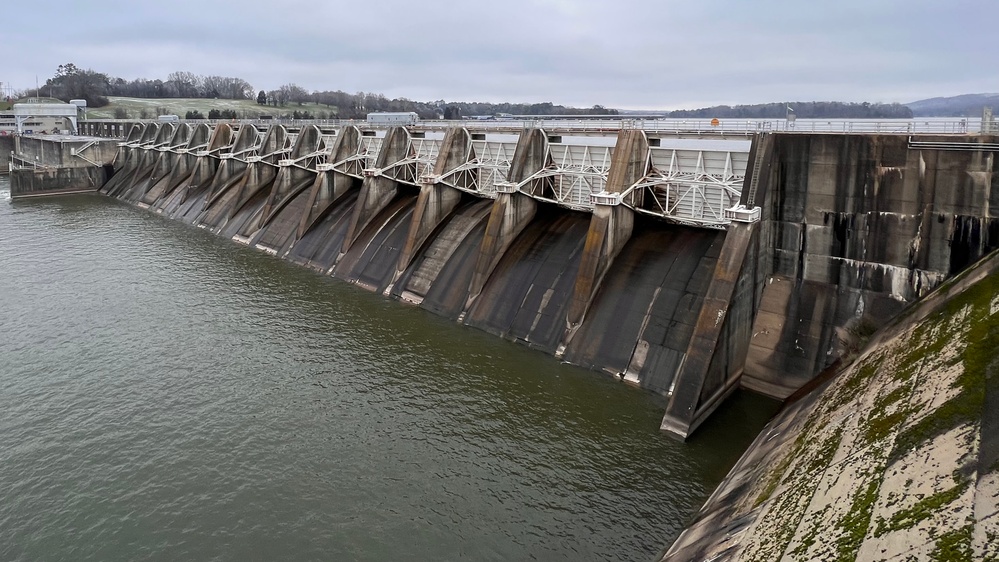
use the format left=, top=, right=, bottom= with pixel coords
left=3, top=0, right=993, bottom=109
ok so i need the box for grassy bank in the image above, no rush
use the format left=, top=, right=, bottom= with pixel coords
left=85, top=97, right=337, bottom=119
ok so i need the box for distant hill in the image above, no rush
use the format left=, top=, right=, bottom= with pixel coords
left=905, top=93, right=999, bottom=117
left=627, top=101, right=913, bottom=119
left=85, top=97, right=335, bottom=120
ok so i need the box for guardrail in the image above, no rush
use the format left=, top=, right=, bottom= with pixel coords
left=73, top=117, right=988, bottom=136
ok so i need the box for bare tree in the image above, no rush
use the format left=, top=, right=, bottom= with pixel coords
left=278, top=83, right=310, bottom=106
left=166, top=71, right=201, bottom=98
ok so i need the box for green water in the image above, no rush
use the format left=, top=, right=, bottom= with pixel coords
left=0, top=177, right=777, bottom=561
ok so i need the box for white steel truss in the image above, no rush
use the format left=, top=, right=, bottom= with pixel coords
left=428, top=138, right=518, bottom=198
left=150, top=123, right=755, bottom=229
left=219, top=134, right=264, bottom=162
left=614, top=147, right=749, bottom=229
left=327, top=135, right=383, bottom=180
left=368, top=137, right=441, bottom=186
left=507, top=143, right=613, bottom=211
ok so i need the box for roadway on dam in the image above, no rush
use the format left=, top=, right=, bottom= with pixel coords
left=0, top=177, right=779, bottom=561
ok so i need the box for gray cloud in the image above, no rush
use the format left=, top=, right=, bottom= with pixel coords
left=4, top=0, right=994, bottom=109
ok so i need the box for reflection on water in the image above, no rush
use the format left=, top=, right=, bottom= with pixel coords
left=0, top=180, right=777, bottom=561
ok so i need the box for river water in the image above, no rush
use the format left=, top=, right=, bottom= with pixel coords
left=0, top=177, right=777, bottom=561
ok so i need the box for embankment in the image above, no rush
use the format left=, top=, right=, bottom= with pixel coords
left=660, top=247, right=999, bottom=561
left=89, top=122, right=999, bottom=439
left=0, top=135, right=12, bottom=173
left=98, top=122, right=727, bottom=412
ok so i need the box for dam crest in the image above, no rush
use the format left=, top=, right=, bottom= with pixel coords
left=12, top=118, right=998, bottom=438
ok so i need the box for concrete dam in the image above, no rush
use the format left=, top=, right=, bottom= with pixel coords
left=17, top=119, right=997, bottom=439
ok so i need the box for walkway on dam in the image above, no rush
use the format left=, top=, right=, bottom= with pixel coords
left=26, top=118, right=999, bottom=441
left=661, top=246, right=999, bottom=562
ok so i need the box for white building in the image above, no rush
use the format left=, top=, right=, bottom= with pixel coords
left=0, top=101, right=79, bottom=135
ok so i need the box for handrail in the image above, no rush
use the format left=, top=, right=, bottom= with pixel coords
left=75, top=117, right=989, bottom=135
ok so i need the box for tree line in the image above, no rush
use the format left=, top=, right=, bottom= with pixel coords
left=20, top=64, right=254, bottom=108
left=15, top=63, right=916, bottom=120
left=18, top=63, right=620, bottom=119
left=254, top=84, right=619, bottom=119
left=665, top=101, right=913, bottom=119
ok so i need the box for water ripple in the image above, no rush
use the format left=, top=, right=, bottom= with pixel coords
left=0, top=181, right=776, bottom=561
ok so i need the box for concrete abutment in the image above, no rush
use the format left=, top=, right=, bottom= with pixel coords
left=14, top=122, right=999, bottom=444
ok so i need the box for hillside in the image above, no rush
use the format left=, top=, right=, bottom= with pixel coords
left=659, top=101, right=912, bottom=119
left=661, top=249, right=999, bottom=561
left=84, top=97, right=337, bottom=119
left=906, top=93, right=999, bottom=117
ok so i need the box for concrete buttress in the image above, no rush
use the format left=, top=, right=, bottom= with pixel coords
left=225, top=125, right=287, bottom=225
left=661, top=221, right=759, bottom=439
left=178, top=123, right=232, bottom=205
left=341, top=126, right=411, bottom=257
left=201, top=124, right=259, bottom=211
left=564, top=130, right=644, bottom=340
left=465, top=128, right=550, bottom=307
left=256, top=125, right=322, bottom=231
left=393, top=127, right=471, bottom=286
left=297, top=126, right=362, bottom=239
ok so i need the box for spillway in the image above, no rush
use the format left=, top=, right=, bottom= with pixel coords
left=41, top=119, right=995, bottom=439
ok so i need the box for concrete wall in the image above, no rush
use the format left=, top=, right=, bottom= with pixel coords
left=10, top=165, right=109, bottom=197
left=0, top=135, right=13, bottom=173
left=10, top=135, right=119, bottom=169
left=744, top=134, right=998, bottom=398
left=660, top=246, right=999, bottom=561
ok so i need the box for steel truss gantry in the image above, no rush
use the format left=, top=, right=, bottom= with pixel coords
left=424, top=135, right=519, bottom=198
left=497, top=142, right=614, bottom=212
left=132, top=121, right=754, bottom=229
left=605, top=147, right=749, bottom=229
left=365, top=136, right=441, bottom=186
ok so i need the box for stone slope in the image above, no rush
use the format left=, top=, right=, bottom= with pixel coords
left=660, top=249, right=999, bottom=561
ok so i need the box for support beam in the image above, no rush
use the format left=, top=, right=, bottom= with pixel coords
left=394, top=127, right=471, bottom=280
left=564, top=130, right=646, bottom=338
left=227, top=125, right=288, bottom=221
left=256, top=125, right=322, bottom=230
left=298, top=126, right=362, bottom=239
left=341, top=127, right=411, bottom=256
left=466, top=128, right=548, bottom=305
left=661, top=220, right=759, bottom=439
left=173, top=123, right=231, bottom=207
left=203, top=124, right=259, bottom=210
left=142, top=124, right=201, bottom=205
left=467, top=191, right=537, bottom=305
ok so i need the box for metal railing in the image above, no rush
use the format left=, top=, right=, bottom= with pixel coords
left=75, top=117, right=988, bottom=136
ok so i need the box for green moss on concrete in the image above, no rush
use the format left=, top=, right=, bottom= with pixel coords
left=755, top=452, right=793, bottom=507
left=874, top=480, right=970, bottom=537
left=788, top=505, right=831, bottom=558
left=863, top=385, right=913, bottom=445
left=865, top=408, right=911, bottom=445
left=834, top=476, right=881, bottom=561
left=889, top=271, right=996, bottom=463
left=733, top=257, right=998, bottom=562
left=930, top=524, right=973, bottom=562
left=806, top=426, right=845, bottom=473
left=890, top=382, right=982, bottom=464
left=826, top=352, right=885, bottom=412
left=753, top=414, right=843, bottom=508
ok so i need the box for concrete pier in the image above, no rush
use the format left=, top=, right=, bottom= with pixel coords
left=19, top=117, right=999, bottom=560
left=0, top=135, right=14, bottom=174
left=661, top=247, right=999, bottom=561
left=21, top=117, right=998, bottom=442
left=8, top=134, right=119, bottom=197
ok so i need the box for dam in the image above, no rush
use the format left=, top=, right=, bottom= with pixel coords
left=11, top=118, right=999, bottom=439
left=1, top=173, right=781, bottom=561
left=4, top=115, right=998, bottom=559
